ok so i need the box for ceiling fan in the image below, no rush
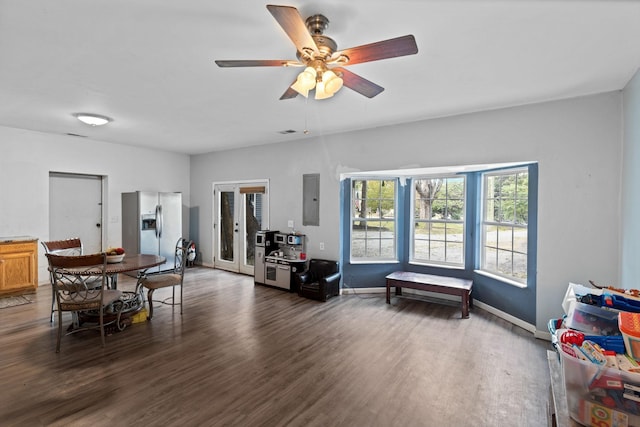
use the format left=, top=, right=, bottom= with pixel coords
left=215, top=4, right=418, bottom=100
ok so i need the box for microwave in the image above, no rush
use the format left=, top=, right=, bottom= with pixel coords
left=287, top=234, right=302, bottom=245
left=274, top=233, right=287, bottom=244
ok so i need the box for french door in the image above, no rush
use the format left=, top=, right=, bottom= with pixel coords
left=213, top=181, right=269, bottom=275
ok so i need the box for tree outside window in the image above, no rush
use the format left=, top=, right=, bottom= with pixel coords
left=412, top=176, right=465, bottom=266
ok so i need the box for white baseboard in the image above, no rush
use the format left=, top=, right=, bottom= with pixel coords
left=341, top=286, right=542, bottom=338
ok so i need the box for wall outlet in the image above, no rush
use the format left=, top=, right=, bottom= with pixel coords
left=319, top=242, right=325, bottom=250
left=288, top=220, right=294, bottom=228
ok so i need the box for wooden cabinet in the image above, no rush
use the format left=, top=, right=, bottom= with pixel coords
left=0, top=238, right=38, bottom=296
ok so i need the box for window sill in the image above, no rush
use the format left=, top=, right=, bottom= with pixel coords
left=474, top=270, right=528, bottom=289
left=409, top=261, right=465, bottom=271
left=349, top=259, right=400, bottom=265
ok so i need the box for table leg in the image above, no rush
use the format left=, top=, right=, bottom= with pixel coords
left=386, top=281, right=391, bottom=304
left=461, top=291, right=470, bottom=319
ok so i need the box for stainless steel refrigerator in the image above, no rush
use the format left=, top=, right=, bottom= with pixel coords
left=121, top=191, right=182, bottom=273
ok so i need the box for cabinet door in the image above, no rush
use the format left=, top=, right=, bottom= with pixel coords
left=0, top=242, right=37, bottom=293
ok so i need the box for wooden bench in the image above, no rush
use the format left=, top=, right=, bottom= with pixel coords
left=385, top=271, right=473, bottom=318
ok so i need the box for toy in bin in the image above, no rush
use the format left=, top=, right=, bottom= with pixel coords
left=565, top=301, right=621, bottom=336
left=619, top=312, right=640, bottom=361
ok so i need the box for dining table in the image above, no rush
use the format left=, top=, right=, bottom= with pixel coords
left=104, top=253, right=167, bottom=289
left=68, top=253, right=166, bottom=331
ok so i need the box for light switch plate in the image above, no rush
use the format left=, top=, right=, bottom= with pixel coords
left=288, top=220, right=294, bottom=228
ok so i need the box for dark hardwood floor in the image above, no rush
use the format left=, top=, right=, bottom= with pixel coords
left=0, top=267, right=552, bottom=426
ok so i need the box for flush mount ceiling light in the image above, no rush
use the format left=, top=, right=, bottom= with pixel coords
left=74, top=113, right=113, bottom=126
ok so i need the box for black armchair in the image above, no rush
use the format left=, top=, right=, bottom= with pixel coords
left=295, top=259, right=341, bottom=302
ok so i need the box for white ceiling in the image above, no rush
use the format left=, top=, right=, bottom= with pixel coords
left=1, top=0, right=639, bottom=155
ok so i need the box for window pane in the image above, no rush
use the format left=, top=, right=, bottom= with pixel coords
left=497, top=226, right=513, bottom=251
left=429, top=240, right=445, bottom=262
left=351, top=178, right=397, bottom=261
left=413, top=238, right=429, bottom=258
left=365, top=221, right=381, bottom=239
left=513, top=252, right=527, bottom=280
left=515, top=199, right=528, bottom=225
left=411, top=176, right=465, bottom=266
left=514, top=229, right=527, bottom=254
left=446, top=223, right=463, bottom=243
left=446, top=242, right=464, bottom=264
left=484, top=246, right=497, bottom=271
left=380, top=240, right=395, bottom=258
left=351, top=238, right=366, bottom=258
left=496, top=249, right=514, bottom=276
left=481, top=168, right=529, bottom=283
left=364, top=243, right=379, bottom=257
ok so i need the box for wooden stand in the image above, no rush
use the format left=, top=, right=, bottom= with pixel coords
left=386, top=271, right=473, bottom=318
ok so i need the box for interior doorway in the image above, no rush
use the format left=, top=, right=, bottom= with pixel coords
left=49, top=172, right=104, bottom=253
left=213, top=181, right=269, bottom=275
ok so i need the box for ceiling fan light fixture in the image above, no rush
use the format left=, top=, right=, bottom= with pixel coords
left=314, top=80, right=333, bottom=100
left=74, top=113, right=112, bottom=126
left=322, top=70, right=343, bottom=95
left=291, top=67, right=317, bottom=97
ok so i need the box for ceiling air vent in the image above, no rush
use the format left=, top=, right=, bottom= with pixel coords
left=65, top=133, right=87, bottom=138
left=278, top=129, right=297, bottom=134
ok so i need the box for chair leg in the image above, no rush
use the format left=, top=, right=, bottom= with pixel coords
left=56, top=309, right=63, bottom=353
left=180, top=284, right=183, bottom=315
left=50, top=286, right=56, bottom=323
left=99, top=308, right=106, bottom=348
left=147, top=289, right=155, bottom=320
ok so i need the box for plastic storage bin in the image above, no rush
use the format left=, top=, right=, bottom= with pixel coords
left=560, top=344, right=640, bottom=426
left=565, top=301, right=621, bottom=336
left=620, top=312, right=640, bottom=361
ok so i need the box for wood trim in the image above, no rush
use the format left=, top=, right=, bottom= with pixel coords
left=239, top=186, right=265, bottom=194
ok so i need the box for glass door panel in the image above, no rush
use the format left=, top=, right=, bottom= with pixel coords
left=214, top=182, right=269, bottom=275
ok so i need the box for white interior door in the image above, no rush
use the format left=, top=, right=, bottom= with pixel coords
left=213, top=182, right=268, bottom=275
left=49, top=172, right=104, bottom=253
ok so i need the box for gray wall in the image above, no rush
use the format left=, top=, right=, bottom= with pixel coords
left=0, top=91, right=626, bottom=334
left=190, top=92, right=623, bottom=333
left=622, top=69, right=640, bottom=289
left=0, top=127, right=190, bottom=282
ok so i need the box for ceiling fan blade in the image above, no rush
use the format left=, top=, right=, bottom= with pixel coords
left=280, top=80, right=299, bottom=100
left=334, top=35, right=418, bottom=66
left=333, top=67, right=384, bottom=98
left=215, top=59, right=300, bottom=67
left=266, top=5, right=318, bottom=55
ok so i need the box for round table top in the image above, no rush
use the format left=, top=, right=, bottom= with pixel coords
left=50, top=253, right=166, bottom=275
left=104, top=254, right=166, bottom=274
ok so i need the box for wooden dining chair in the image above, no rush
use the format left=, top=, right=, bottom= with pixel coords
left=140, top=238, right=193, bottom=320
left=46, top=252, right=123, bottom=353
left=42, top=238, right=83, bottom=323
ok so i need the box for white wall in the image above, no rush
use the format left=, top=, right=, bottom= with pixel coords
left=621, top=69, right=640, bottom=287
left=190, top=92, right=623, bottom=332
left=0, top=126, right=190, bottom=283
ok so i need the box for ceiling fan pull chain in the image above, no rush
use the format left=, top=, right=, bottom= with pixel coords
left=303, top=96, right=309, bottom=134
